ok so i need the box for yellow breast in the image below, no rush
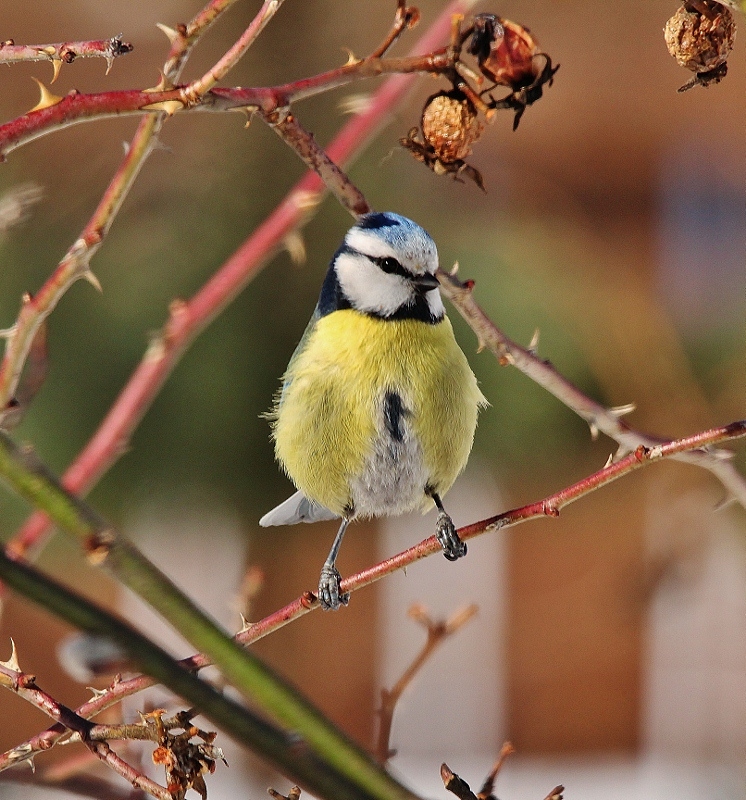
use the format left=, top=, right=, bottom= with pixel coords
left=272, top=309, right=484, bottom=518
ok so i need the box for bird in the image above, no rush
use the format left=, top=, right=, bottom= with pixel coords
left=260, top=211, right=485, bottom=610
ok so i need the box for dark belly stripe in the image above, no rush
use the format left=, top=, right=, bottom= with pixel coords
left=383, top=390, right=407, bottom=443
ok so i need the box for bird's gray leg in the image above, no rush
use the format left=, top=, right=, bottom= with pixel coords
left=427, top=489, right=467, bottom=561
left=318, top=518, right=351, bottom=611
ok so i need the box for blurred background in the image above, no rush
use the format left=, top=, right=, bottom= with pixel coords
left=0, top=0, right=744, bottom=798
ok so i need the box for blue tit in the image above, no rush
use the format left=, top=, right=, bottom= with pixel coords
left=260, top=211, right=486, bottom=610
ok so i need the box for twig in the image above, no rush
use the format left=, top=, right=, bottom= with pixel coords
left=375, top=604, right=478, bottom=762
left=161, top=0, right=244, bottom=83
left=181, top=0, right=287, bottom=105
left=7, top=0, right=472, bottom=561
left=477, top=742, right=515, bottom=799
left=266, top=111, right=371, bottom=217
left=369, top=1, right=422, bottom=59
left=86, top=741, right=171, bottom=800
left=0, top=37, right=132, bottom=81
left=5, top=419, right=744, bottom=770
left=436, top=268, right=746, bottom=508
left=0, top=52, right=455, bottom=161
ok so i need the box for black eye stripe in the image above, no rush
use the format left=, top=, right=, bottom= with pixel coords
left=372, top=255, right=410, bottom=279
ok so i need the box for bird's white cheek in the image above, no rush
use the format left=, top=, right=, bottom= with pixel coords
left=335, top=254, right=412, bottom=316
left=426, top=290, right=445, bottom=318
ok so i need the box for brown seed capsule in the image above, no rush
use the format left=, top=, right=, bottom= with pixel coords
left=467, top=13, right=558, bottom=129
left=664, top=2, right=736, bottom=73
left=468, top=14, right=544, bottom=89
left=420, top=89, right=484, bottom=163
left=400, top=89, right=486, bottom=190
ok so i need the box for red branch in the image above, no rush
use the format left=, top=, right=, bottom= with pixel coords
left=0, top=51, right=451, bottom=161
left=0, top=37, right=132, bottom=74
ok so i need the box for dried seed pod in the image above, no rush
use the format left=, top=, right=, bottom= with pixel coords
left=467, top=14, right=558, bottom=129
left=468, top=14, right=554, bottom=90
left=400, top=90, right=486, bottom=190
left=665, top=2, right=736, bottom=74
left=421, top=89, right=484, bottom=163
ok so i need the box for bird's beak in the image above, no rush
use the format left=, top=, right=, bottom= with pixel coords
left=412, top=272, right=440, bottom=293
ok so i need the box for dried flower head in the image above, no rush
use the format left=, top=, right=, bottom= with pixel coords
left=467, top=14, right=559, bottom=129
left=147, top=711, right=227, bottom=800
left=665, top=1, right=736, bottom=90
left=421, top=90, right=484, bottom=163
left=401, top=90, right=485, bottom=190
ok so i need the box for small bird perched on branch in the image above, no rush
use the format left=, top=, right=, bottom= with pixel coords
left=261, top=212, right=485, bottom=610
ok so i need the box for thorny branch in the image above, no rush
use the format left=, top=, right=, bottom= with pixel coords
left=0, top=36, right=133, bottom=82
left=436, top=268, right=746, bottom=508
left=0, top=645, right=172, bottom=798
left=0, top=52, right=456, bottom=160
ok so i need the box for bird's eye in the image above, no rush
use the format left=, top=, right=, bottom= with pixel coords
left=378, top=257, right=404, bottom=275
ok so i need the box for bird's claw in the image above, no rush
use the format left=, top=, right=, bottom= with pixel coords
left=318, top=564, right=350, bottom=611
left=436, top=512, right=467, bottom=561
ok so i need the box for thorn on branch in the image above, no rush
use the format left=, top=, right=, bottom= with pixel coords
left=609, top=404, right=636, bottom=422
left=156, top=23, right=181, bottom=46
left=28, top=79, right=64, bottom=114
left=0, top=638, right=22, bottom=673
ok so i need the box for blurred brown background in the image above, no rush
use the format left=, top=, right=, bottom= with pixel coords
left=0, top=1, right=744, bottom=798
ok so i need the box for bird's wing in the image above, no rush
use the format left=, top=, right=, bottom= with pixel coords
left=259, top=490, right=339, bottom=526
left=277, top=305, right=322, bottom=407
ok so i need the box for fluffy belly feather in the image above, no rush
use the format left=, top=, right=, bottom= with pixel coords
left=349, top=390, right=429, bottom=517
